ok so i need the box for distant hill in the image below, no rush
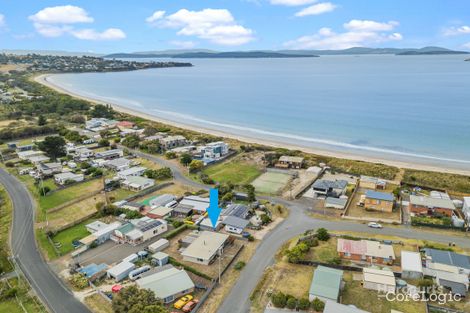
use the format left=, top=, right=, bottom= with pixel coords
left=105, top=51, right=318, bottom=59
left=1, top=49, right=103, bottom=57
left=104, top=46, right=468, bottom=59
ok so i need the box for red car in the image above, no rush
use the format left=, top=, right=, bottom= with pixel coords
left=182, top=299, right=199, bottom=313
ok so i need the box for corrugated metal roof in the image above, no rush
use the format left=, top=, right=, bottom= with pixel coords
left=309, top=266, right=343, bottom=301
left=365, top=190, right=394, bottom=202
left=137, top=265, right=194, bottom=300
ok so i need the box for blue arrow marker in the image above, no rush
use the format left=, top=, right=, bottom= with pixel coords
left=207, top=188, right=222, bottom=229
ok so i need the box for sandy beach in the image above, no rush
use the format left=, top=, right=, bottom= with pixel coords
left=34, top=73, right=470, bottom=176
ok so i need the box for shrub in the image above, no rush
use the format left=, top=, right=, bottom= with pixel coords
left=234, top=261, right=246, bottom=270
left=311, top=297, right=325, bottom=311
left=165, top=151, right=176, bottom=159
left=298, top=298, right=310, bottom=310
left=316, top=228, right=330, bottom=241
left=69, top=273, right=89, bottom=290
left=286, top=297, right=297, bottom=310
left=260, top=213, right=271, bottom=225
left=5, top=161, right=14, bottom=167
left=271, top=291, right=287, bottom=308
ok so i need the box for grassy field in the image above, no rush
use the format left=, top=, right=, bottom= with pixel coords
left=322, top=158, right=399, bottom=181
left=84, top=294, right=113, bottom=313
left=39, top=179, right=103, bottom=214
left=403, top=169, right=470, bottom=194
left=0, top=187, right=13, bottom=274
left=252, top=171, right=292, bottom=194
left=202, top=155, right=262, bottom=185
left=36, top=228, right=57, bottom=260
left=50, top=218, right=96, bottom=255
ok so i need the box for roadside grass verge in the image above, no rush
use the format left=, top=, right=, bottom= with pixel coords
left=202, top=155, right=262, bottom=185
left=36, top=228, right=58, bottom=260
left=0, top=186, right=13, bottom=273
left=0, top=277, right=47, bottom=313
left=84, top=293, right=112, bottom=313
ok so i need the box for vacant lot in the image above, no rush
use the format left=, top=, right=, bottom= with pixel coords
left=252, top=171, right=292, bottom=194
left=39, top=179, right=103, bottom=214
left=403, top=169, right=470, bottom=194
left=203, top=154, right=262, bottom=185
left=84, top=294, right=113, bottom=313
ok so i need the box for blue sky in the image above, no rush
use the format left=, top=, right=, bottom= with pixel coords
left=1, top=0, right=470, bottom=53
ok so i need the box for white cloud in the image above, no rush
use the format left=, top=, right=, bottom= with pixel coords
left=71, top=28, right=126, bottom=41
left=29, top=5, right=93, bottom=24
left=443, top=25, right=470, bottom=36
left=344, top=19, right=398, bottom=32
left=463, top=42, right=470, bottom=49
left=154, top=8, right=254, bottom=46
left=270, top=0, right=318, bottom=6
left=170, top=40, right=197, bottom=48
left=29, top=5, right=125, bottom=41
left=146, top=11, right=165, bottom=24
left=295, top=2, right=337, bottom=17
left=284, top=19, right=402, bottom=49
left=0, top=14, right=5, bottom=28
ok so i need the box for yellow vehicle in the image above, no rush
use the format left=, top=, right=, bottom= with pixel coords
left=173, top=294, right=193, bottom=309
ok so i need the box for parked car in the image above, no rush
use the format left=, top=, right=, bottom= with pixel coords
left=368, top=222, right=383, bottom=229
left=174, top=295, right=193, bottom=309
left=182, top=300, right=199, bottom=313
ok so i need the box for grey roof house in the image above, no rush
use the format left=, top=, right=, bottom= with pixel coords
left=312, top=179, right=348, bottom=198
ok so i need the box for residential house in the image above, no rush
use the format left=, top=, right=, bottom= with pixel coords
left=178, top=196, right=210, bottom=215
left=222, top=203, right=249, bottom=219
left=198, top=141, right=229, bottom=159
left=151, top=252, right=169, bottom=267
left=117, top=166, right=146, bottom=180
left=312, top=179, right=348, bottom=198
left=360, top=176, right=386, bottom=190
left=172, top=204, right=193, bottom=218
left=116, top=121, right=135, bottom=130
left=159, top=135, right=188, bottom=150
left=136, top=265, right=195, bottom=303
left=80, top=222, right=122, bottom=246
left=401, top=251, right=424, bottom=279
left=148, top=194, right=177, bottom=208
left=463, top=197, right=470, bottom=224
left=104, top=157, right=131, bottom=171
left=16, top=144, right=34, bottom=152
left=409, top=195, right=455, bottom=217
left=362, top=268, right=396, bottom=293
left=86, top=221, right=108, bottom=233
left=199, top=217, right=223, bottom=231
left=121, top=176, right=155, bottom=191
left=309, top=266, right=343, bottom=302
left=435, top=271, right=469, bottom=296
left=276, top=155, right=304, bottom=169
left=36, top=162, right=62, bottom=176
left=95, top=149, right=124, bottom=160
left=222, top=216, right=249, bottom=234
left=54, top=172, right=84, bottom=185
left=181, top=231, right=229, bottom=265
left=112, top=217, right=168, bottom=246
left=86, top=118, right=117, bottom=131
left=74, top=147, right=94, bottom=160
left=121, top=202, right=144, bottom=212
left=337, top=239, right=395, bottom=265
left=28, top=155, right=51, bottom=164
left=423, top=248, right=470, bottom=275
left=325, top=197, right=348, bottom=210
left=364, top=190, right=394, bottom=213
left=324, top=301, right=370, bottom=313
left=17, top=150, right=45, bottom=160
left=147, top=206, right=173, bottom=219
left=107, top=261, right=135, bottom=282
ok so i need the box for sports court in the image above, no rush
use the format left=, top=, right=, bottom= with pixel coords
left=252, top=171, right=292, bottom=194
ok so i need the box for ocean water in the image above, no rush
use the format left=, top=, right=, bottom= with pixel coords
left=49, top=55, right=470, bottom=170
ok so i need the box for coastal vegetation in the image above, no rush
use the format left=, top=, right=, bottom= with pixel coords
left=403, top=169, right=470, bottom=194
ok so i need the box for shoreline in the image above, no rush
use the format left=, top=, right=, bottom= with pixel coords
left=34, top=73, right=470, bottom=176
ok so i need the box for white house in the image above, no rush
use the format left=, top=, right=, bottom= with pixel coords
left=121, top=176, right=155, bottom=191
left=54, top=172, right=84, bottom=185
left=223, top=216, right=249, bottom=234
left=107, top=261, right=135, bottom=282
left=104, top=157, right=131, bottom=171
left=362, top=268, right=396, bottom=294
left=112, top=217, right=168, bottom=246
left=181, top=231, right=229, bottom=265
left=463, top=197, right=470, bottom=224
left=178, top=196, right=210, bottom=214
left=117, top=166, right=146, bottom=180
left=159, top=135, right=188, bottom=150
left=95, top=149, right=124, bottom=160
left=37, top=162, right=62, bottom=176
left=401, top=251, right=423, bottom=279
left=17, top=150, right=44, bottom=160
left=198, top=141, right=229, bottom=159
left=74, top=147, right=94, bottom=160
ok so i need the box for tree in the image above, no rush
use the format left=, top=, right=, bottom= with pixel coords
left=222, top=192, right=234, bottom=202
left=311, top=298, right=325, bottom=311
left=38, top=136, right=66, bottom=159
left=112, top=285, right=168, bottom=313
left=165, top=151, right=176, bottom=159
left=260, top=214, right=271, bottom=225
left=189, top=159, right=204, bottom=172
left=271, top=291, right=287, bottom=308
left=37, top=115, right=47, bottom=126
left=144, top=168, right=172, bottom=180
left=90, top=104, right=115, bottom=118
left=316, top=228, right=330, bottom=241
left=69, top=273, right=88, bottom=290
left=64, top=130, right=82, bottom=143
left=122, top=134, right=140, bottom=149
left=180, top=153, right=192, bottom=166
left=143, top=126, right=157, bottom=136
left=243, top=184, right=256, bottom=202
left=98, top=139, right=110, bottom=147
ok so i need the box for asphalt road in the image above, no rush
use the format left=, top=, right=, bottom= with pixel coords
left=129, top=150, right=470, bottom=312
left=0, top=169, right=91, bottom=313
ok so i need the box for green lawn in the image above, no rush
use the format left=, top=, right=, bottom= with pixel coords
left=202, top=157, right=262, bottom=185
left=36, top=228, right=59, bottom=260
left=0, top=278, right=47, bottom=313
left=50, top=218, right=96, bottom=255
left=39, top=179, right=102, bottom=213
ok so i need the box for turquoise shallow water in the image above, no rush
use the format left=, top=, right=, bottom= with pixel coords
left=49, top=55, right=470, bottom=170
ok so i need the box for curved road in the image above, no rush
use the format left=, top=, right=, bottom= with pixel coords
left=130, top=149, right=470, bottom=313
left=0, top=169, right=91, bottom=313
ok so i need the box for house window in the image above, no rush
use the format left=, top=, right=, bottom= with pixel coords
left=197, top=258, right=204, bottom=262
left=345, top=252, right=351, bottom=257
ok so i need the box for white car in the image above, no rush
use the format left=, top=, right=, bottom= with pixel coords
left=368, top=222, right=383, bottom=229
